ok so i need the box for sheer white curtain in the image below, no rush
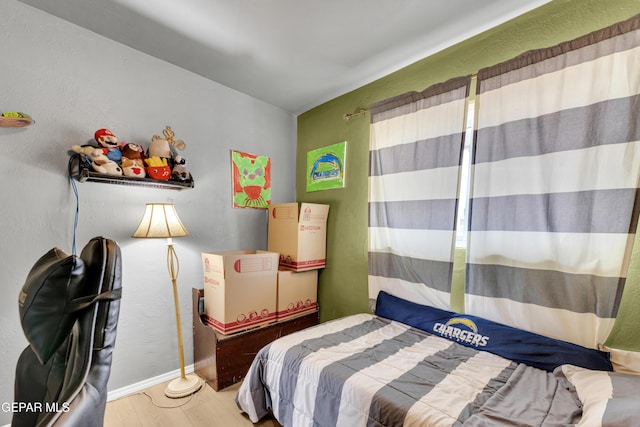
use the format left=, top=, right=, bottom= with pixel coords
left=466, top=14, right=640, bottom=348
left=369, top=76, right=471, bottom=310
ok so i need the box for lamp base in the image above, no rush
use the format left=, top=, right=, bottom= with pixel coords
left=165, top=374, right=204, bottom=399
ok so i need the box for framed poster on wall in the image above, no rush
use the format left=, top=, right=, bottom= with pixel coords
left=231, top=150, right=271, bottom=209
left=306, top=141, right=346, bottom=192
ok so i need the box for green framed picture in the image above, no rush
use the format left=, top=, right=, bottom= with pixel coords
left=231, top=150, right=271, bottom=209
left=306, top=141, right=347, bottom=192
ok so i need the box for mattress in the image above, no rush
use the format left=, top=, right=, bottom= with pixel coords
left=236, top=313, right=583, bottom=426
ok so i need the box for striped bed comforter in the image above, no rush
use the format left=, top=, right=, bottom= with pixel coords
left=236, top=313, right=582, bottom=426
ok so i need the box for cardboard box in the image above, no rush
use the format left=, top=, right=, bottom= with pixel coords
left=276, top=269, right=318, bottom=320
left=201, top=250, right=278, bottom=334
left=192, top=288, right=319, bottom=391
left=268, top=202, right=329, bottom=271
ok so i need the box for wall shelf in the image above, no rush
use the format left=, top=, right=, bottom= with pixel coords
left=69, top=154, right=194, bottom=190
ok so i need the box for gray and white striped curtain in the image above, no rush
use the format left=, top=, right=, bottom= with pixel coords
left=369, top=76, right=471, bottom=310
left=466, top=14, right=640, bottom=349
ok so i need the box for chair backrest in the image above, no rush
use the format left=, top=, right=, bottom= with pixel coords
left=12, top=237, right=122, bottom=427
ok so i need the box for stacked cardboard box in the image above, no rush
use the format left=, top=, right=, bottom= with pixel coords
left=275, top=269, right=318, bottom=321
left=201, top=202, right=329, bottom=333
left=268, top=203, right=329, bottom=320
left=201, top=250, right=278, bottom=334
left=267, top=203, right=330, bottom=271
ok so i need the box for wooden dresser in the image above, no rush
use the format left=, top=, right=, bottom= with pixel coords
left=192, top=288, right=319, bottom=391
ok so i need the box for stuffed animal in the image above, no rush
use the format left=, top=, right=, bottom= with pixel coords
left=120, top=142, right=146, bottom=178
left=71, top=144, right=122, bottom=176
left=148, top=134, right=173, bottom=159
left=163, top=125, right=186, bottom=151
left=121, top=142, right=144, bottom=160
left=121, top=158, right=144, bottom=177
left=171, top=155, right=191, bottom=182
left=144, top=156, right=171, bottom=181
left=94, top=154, right=123, bottom=176
left=94, top=128, right=122, bottom=163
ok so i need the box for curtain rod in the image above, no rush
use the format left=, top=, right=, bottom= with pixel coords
left=343, top=109, right=368, bottom=121
left=342, top=74, right=478, bottom=120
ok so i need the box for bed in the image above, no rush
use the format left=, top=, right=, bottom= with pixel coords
left=236, top=292, right=640, bottom=426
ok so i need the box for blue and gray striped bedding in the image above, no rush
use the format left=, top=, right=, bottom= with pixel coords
left=236, top=313, right=582, bottom=426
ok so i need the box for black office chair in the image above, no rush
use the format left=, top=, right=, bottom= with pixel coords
left=12, top=236, right=122, bottom=427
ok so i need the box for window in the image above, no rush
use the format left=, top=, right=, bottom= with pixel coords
left=455, top=101, right=474, bottom=248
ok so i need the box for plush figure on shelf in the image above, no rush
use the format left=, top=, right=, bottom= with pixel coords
left=71, top=145, right=123, bottom=176
left=95, top=154, right=124, bottom=176
left=171, top=155, right=191, bottom=182
left=94, top=128, right=122, bottom=163
left=163, top=125, right=186, bottom=151
left=148, top=134, right=174, bottom=160
left=120, top=142, right=146, bottom=178
left=144, top=156, right=171, bottom=181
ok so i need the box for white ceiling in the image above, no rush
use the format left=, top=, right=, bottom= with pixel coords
left=18, top=0, right=550, bottom=114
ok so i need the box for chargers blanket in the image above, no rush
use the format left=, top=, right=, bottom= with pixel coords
left=236, top=313, right=583, bottom=426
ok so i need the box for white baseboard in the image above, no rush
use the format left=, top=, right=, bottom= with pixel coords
left=106, top=364, right=195, bottom=402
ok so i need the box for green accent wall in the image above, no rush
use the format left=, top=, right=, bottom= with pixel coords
left=297, top=0, right=640, bottom=351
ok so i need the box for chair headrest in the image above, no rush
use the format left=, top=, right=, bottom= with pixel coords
left=18, top=248, right=86, bottom=364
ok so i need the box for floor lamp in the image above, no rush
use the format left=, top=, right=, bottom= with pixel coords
left=132, top=203, right=203, bottom=398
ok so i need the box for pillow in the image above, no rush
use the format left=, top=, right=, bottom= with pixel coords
left=557, top=364, right=640, bottom=427
left=18, top=247, right=85, bottom=364
left=375, top=291, right=612, bottom=372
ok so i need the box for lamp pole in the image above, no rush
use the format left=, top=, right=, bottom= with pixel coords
left=132, top=203, right=202, bottom=398
left=167, top=238, right=186, bottom=381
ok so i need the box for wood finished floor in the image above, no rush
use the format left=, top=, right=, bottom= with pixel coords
left=104, top=380, right=281, bottom=427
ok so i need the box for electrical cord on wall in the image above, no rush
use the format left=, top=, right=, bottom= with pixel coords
left=67, top=154, right=80, bottom=256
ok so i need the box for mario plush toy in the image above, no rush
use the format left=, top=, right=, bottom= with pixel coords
left=94, top=128, right=122, bottom=163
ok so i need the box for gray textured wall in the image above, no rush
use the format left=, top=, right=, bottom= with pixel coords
left=0, top=2, right=296, bottom=423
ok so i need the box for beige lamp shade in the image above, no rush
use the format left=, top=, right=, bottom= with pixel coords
left=132, top=203, right=188, bottom=238
left=131, top=203, right=201, bottom=397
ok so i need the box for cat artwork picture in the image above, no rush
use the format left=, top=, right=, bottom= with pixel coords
left=231, top=150, right=272, bottom=209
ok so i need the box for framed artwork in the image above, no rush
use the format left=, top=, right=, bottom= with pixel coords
left=231, top=150, right=271, bottom=209
left=306, top=141, right=347, bottom=192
